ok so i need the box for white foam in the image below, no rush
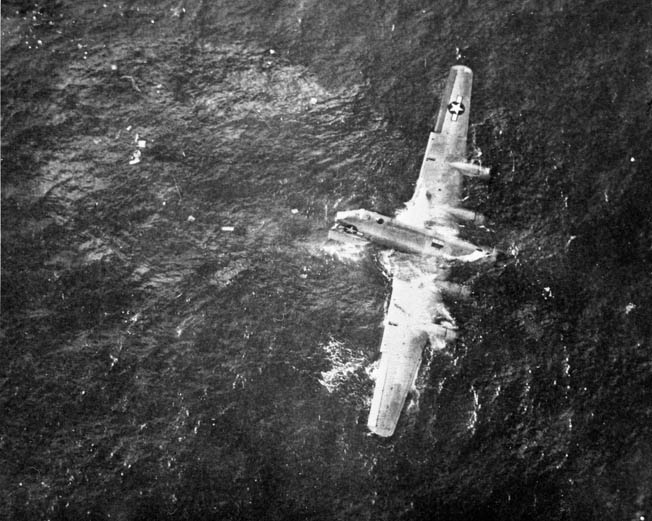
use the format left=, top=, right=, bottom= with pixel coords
left=318, top=337, right=367, bottom=393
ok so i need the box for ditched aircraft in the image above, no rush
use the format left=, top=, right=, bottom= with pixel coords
left=329, top=65, right=491, bottom=437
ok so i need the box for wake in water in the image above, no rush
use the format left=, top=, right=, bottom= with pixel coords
left=321, top=237, right=368, bottom=264
left=318, top=337, right=369, bottom=393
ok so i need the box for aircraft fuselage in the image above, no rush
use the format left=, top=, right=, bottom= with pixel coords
left=330, top=209, right=487, bottom=257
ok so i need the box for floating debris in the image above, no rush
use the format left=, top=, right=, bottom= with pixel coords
left=209, top=259, right=249, bottom=288
left=120, top=75, right=141, bottom=93
left=128, top=149, right=141, bottom=165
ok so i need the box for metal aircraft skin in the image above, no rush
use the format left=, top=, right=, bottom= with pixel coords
left=329, top=65, right=489, bottom=437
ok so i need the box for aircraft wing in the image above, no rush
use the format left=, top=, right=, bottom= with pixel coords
left=367, top=323, right=425, bottom=437
left=367, top=277, right=429, bottom=437
left=367, top=275, right=457, bottom=437
left=406, top=65, right=474, bottom=223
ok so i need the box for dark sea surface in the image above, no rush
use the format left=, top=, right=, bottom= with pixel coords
left=2, top=1, right=651, bottom=520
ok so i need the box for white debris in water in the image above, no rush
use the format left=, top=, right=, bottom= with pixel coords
left=221, top=226, right=235, bottom=232
left=625, top=302, right=636, bottom=314
left=561, top=345, right=571, bottom=395
left=291, top=208, right=299, bottom=214
left=309, top=97, right=318, bottom=105
left=491, top=382, right=501, bottom=402
left=187, top=215, right=195, bottom=222
left=467, top=386, right=480, bottom=432
left=520, top=367, right=533, bottom=414
left=128, top=149, right=141, bottom=165
left=543, top=286, right=553, bottom=299
left=209, top=259, right=249, bottom=288
left=232, top=374, right=246, bottom=389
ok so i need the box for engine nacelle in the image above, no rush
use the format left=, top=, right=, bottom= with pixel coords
left=437, top=204, right=486, bottom=225
left=448, top=161, right=491, bottom=180
left=436, top=280, right=471, bottom=300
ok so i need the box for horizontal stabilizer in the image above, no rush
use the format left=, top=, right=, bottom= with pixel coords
left=327, top=225, right=368, bottom=246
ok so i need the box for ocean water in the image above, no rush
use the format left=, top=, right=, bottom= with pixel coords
left=2, top=1, right=651, bottom=520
